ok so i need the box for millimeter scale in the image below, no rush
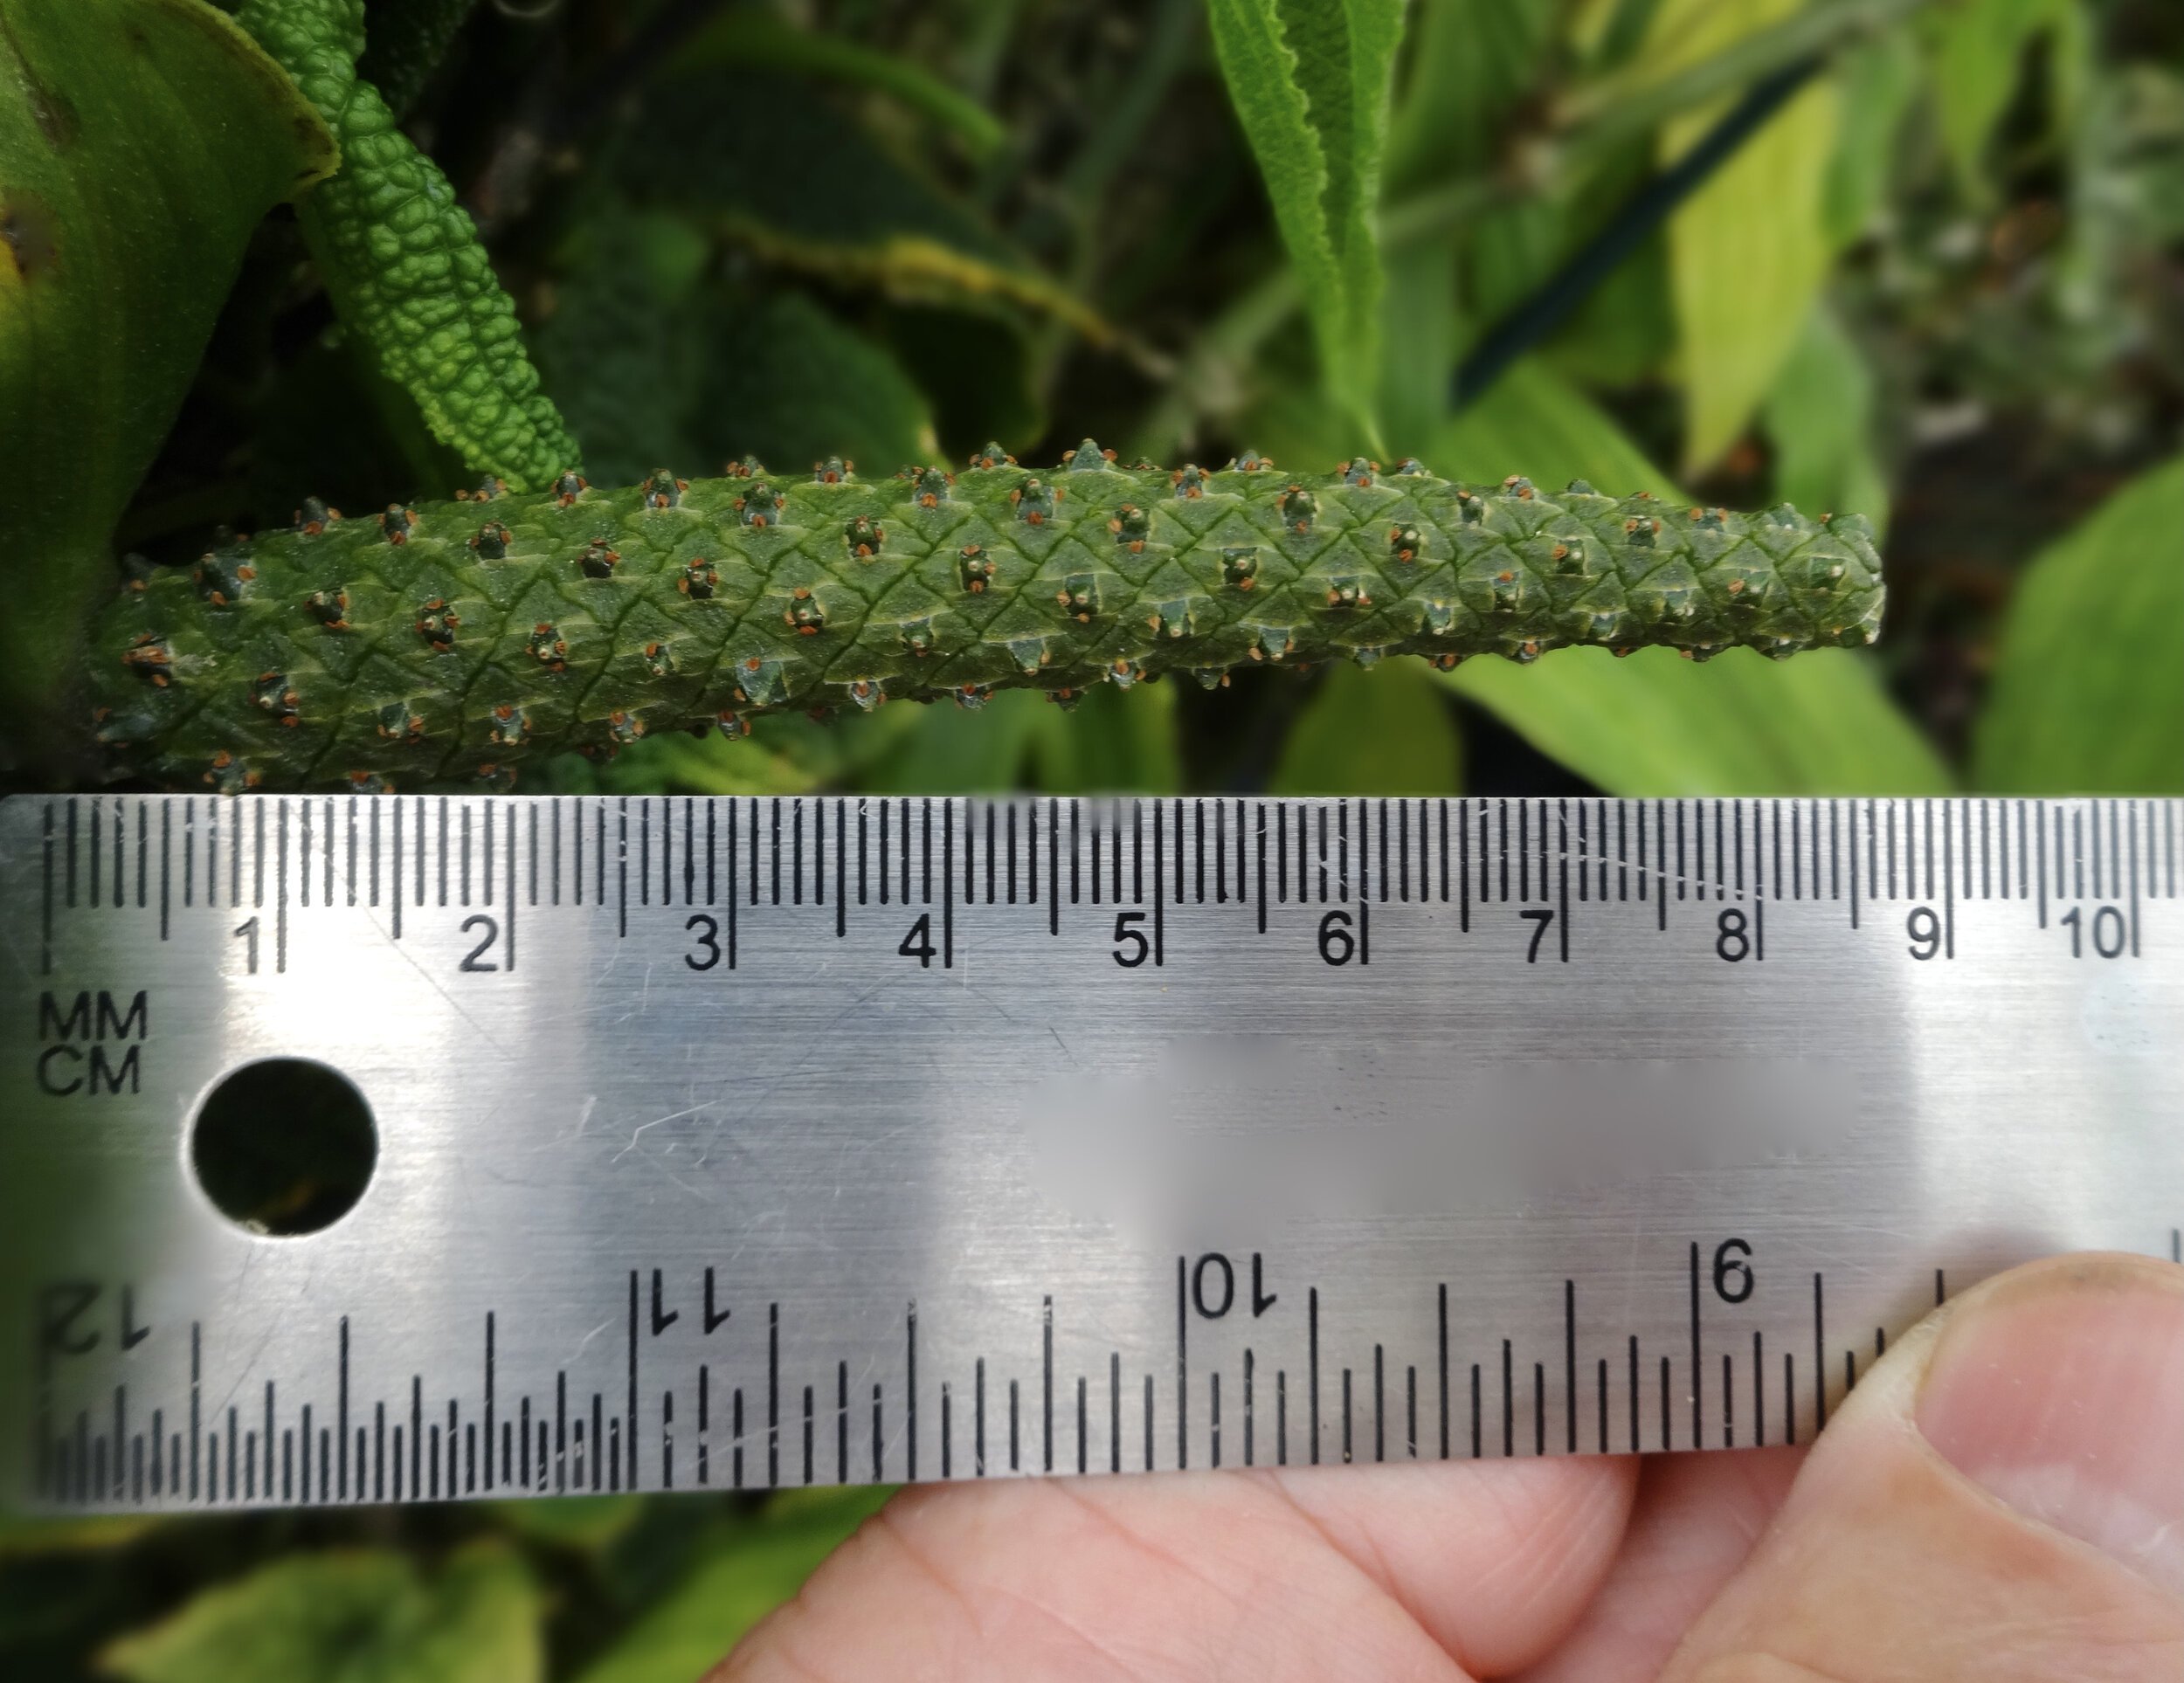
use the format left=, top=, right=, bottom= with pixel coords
left=2, top=793, right=2178, bottom=1513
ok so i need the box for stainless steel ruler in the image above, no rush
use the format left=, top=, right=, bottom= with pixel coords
left=2, top=794, right=2179, bottom=1515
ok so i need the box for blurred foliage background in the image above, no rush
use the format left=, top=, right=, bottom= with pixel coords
left=3, top=0, right=2182, bottom=1675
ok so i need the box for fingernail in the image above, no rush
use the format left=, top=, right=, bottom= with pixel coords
left=1917, top=1258, right=2184, bottom=1595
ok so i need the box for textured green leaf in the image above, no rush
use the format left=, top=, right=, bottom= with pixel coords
left=238, top=0, right=579, bottom=490
left=0, top=0, right=334, bottom=755
left=1426, top=361, right=1941, bottom=794
left=1207, top=0, right=1403, bottom=433
left=1973, top=456, right=2184, bottom=795
left=1272, top=657, right=1461, bottom=793
left=531, top=206, right=711, bottom=493
left=1766, top=303, right=1890, bottom=539
left=573, top=1490, right=888, bottom=1683
left=1649, top=0, right=1841, bottom=472
left=100, top=1542, right=542, bottom=1683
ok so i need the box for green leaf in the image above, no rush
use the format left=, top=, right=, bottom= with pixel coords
left=604, top=73, right=1107, bottom=358
left=573, top=1490, right=890, bottom=1683
left=1973, top=455, right=2184, bottom=795
left=677, top=10, right=1006, bottom=158
left=356, top=0, right=475, bottom=119
left=860, top=689, right=1051, bottom=793
left=1928, top=0, right=2075, bottom=190
left=1648, top=0, right=1841, bottom=472
left=694, top=292, right=938, bottom=479
left=1207, top=0, right=1404, bottom=436
left=1765, top=302, right=1890, bottom=538
left=1823, top=29, right=1920, bottom=246
left=1385, top=0, right=1554, bottom=187
left=1452, top=646, right=1946, bottom=795
left=484, top=1494, right=646, bottom=1553
left=100, top=1542, right=542, bottom=1683
left=531, top=204, right=712, bottom=491
left=1028, top=684, right=1185, bottom=795
left=0, top=0, right=335, bottom=755
left=1272, top=659, right=1461, bottom=793
left=577, top=707, right=923, bottom=799
left=238, top=0, right=580, bottom=490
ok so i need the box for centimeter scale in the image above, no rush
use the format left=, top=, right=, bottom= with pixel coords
left=1, top=793, right=2179, bottom=1515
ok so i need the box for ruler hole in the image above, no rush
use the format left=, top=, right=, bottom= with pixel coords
left=190, top=1059, right=377, bottom=1236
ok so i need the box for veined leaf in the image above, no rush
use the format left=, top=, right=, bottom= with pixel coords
left=1208, top=0, right=1405, bottom=437
left=1272, top=659, right=1461, bottom=794
left=1452, top=645, right=1945, bottom=795
left=1648, top=0, right=1841, bottom=472
left=0, top=0, right=335, bottom=753
left=100, top=1542, right=542, bottom=1683
left=1973, top=456, right=2184, bottom=795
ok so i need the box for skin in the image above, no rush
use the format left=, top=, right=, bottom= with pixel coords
left=715, top=1253, right=2184, bottom=1680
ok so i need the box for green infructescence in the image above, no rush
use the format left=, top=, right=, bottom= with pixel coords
left=87, top=445, right=1885, bottom=792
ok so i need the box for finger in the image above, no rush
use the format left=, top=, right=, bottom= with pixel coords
left=1664, top=1252, right=2184, bottom=1681
left=715, top=1456, right=1638, bottom=1682
left=1511, top=1446, right=1805, bottom=1683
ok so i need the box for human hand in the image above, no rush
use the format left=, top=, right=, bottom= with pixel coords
left=714, top=1253, right=2184, bottom=1680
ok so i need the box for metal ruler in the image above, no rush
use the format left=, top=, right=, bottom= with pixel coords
left=3, top=794, right=2179, bottom=1514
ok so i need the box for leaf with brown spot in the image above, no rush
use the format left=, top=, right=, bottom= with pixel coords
left=0, top=0, right=335, bottom=767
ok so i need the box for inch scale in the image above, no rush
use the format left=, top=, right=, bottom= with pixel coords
left=1, top=794, right=2178, bottom=1514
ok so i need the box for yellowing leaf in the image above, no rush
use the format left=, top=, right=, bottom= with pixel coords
left=1648, top=0, right=1840, bottom=472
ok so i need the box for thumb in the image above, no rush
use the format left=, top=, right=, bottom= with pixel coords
left=1663, top=1252, right=2184, bottom=1681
